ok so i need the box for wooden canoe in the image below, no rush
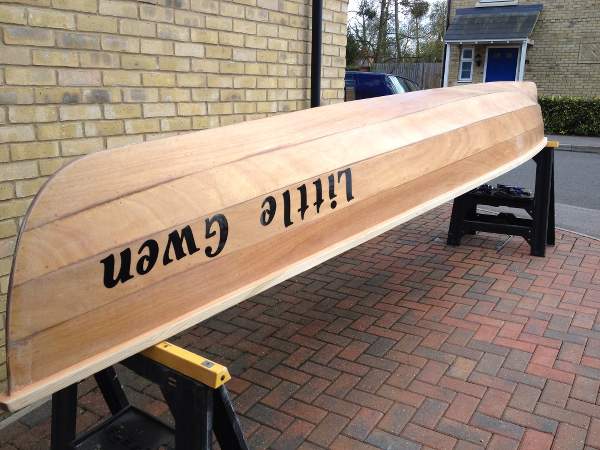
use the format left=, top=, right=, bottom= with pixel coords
left=1, top=81, right=546, bottom=411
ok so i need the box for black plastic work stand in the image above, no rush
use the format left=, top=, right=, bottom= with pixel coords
left=50, top=354, right=248, bottom=450
left=447, top=143, right=555, bottom=257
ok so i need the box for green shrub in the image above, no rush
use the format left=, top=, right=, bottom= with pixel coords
left=539, top=96, right=600, bottom=137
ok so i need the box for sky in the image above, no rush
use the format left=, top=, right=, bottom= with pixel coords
left=346, top=0, right=446, bottom=26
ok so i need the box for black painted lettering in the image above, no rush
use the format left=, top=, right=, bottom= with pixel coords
left=101, top=249, right=134, bottom=288
left=328, top=174, right=337, bottom=209
left=260, top=196, right=276, bottom=226
left=136, top=239, right=159, bottom=275
left=337, top=168, right=354, bottom=202
left=163, top=225, right=200, bottom=265
left=297, top=184, right=308, bottom=220
left=205, top=214, right=228, bottom=258
left=313, top=178, right=324, bottom=213
left=282, top=190, right=293, bottom=227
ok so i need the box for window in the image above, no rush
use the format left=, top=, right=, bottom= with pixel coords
left=388, top=75, right=406, bottom=94
left=459, top=47, right=474, bottom=82
left=478, top=0, right=517, bottom=5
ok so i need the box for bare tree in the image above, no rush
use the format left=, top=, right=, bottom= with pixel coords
left=394, top=0, right=401, bottom=62
left=374, top=0, right=389, bottom=62
left=401, top=0, right=429, bottom=61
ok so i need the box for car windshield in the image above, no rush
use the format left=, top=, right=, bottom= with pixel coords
left=394, top=76, right=418, bottom=92
left=404, top=79, right=419, bottom=91
left=388, top=75, right=406, bottom=94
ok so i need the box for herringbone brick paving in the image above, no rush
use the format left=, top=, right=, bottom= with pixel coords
left=2, top=204, right=600, bottom=450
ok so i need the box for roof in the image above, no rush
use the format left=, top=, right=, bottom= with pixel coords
left=346, top=71, right=387, bottom=77
left=445, top=4, right=543, bottom=43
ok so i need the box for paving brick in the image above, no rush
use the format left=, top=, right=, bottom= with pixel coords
left=418, top=360, right=450, bottom=384
left=571, top=376, right=600, bottom=403
left=475, top=353, right=505, bottom=376
left=436, top=417, right=491, bottom=446
left=539, top=380, right=571, bottom=408
left=402, top=423, right=458, bottom=450
left=378, top=403, right=415, bottom=435
left=498, top=367, right=546, bottom=389
left=502, top=407, right=558, bottom=433
left=280, top=399, right=327, bottom=425
left=330, top=435, right=380, bottom=450
left=376, top=384, right=425, bottom=408
left=448, top=357, right=479, bottom=381
left=412, top=397, right=448, bottom=428
left=445, top=393, right=479, bottom=423
left=356, top=368, right=391, bottom=393
left=519, top=429, right=553, bottom=450
left=470, top=412, right=525, bottom=440
left=366, top=429, right=421, bottom=450
left=439, top=376, right=486, bottom=398
left=247, top=403, right=294, bottom=431
left=344, top=407, right=383, bottom=441
left=503, top=349, right=532, bottom=372
left=553, top=423, right=587, bottom=450
left=534, top=402, right=590, bottom=429
left=262, top=381, right=299, bottom=408
left=487, top=434, right=519, bottom=450
left=248, top=425, right=280, bottom=449
left=469, top=371, right=516, bottom=393
left=587, top=417, right=600, bottom=447
left=271, top=419, right=315, bottom=450
left=312, top=394, right=360, bottom=419
left=509, top=384, right=542, bottom=412
left=409, top=379, right=456, bottom=403
left=388, top=364, right=420, bottom=389
left=527, top=363, right=575, bottom=384
left=307, top=413, right=348, bottom=447
left=531, top=346, right=559, bottom=367
left=293, top=377, right=330, bottom=404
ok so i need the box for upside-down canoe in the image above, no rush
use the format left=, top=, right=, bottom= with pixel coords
left=1, top=81, right=546, bottom=411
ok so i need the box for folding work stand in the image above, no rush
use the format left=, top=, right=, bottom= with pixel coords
left=50, top=342, right=249, bottom=450
left=447, top=140, right=558, bottom=257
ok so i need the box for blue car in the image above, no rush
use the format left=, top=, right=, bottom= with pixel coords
left=345, top=71, right=420, bottom=100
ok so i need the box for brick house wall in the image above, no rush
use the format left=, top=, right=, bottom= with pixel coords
left=0, top=0, right=348, bottom=388
left=446, top=0, right=600, bottom=97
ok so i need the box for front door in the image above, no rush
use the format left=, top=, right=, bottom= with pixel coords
left=485, top=47, right=519, bottom=82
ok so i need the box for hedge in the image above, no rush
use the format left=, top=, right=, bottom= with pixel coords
left=539, top=96, right=600, bottom=137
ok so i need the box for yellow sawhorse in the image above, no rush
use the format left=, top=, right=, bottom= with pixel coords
left=51, top=342, right=249, bottom=450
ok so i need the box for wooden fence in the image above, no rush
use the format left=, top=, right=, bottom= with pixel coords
left=373, top=62, right=443, bottom=90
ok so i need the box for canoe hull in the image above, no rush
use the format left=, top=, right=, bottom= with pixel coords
left=2, top=82, right=545, bottom=411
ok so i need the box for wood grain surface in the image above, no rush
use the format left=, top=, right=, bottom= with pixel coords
left=1, top=81, right=546, bottom=411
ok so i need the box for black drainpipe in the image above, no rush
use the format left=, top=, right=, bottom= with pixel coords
left=310, top=0, right=323, bottom=107
left=441, top=0, right=451, bottom=87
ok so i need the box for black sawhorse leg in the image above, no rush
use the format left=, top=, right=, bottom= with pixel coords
left=50, top=342, right=249, bottom=450
left=447, top=140, right=557, bottom=256
left=531, top=146, right=554, bottom=256
left=51, top=383, right=78, bottom=450
left=51, top=367, right=129, bottom=450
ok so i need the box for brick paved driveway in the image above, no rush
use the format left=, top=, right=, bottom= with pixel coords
left=2, top=204, right=600, bottom=450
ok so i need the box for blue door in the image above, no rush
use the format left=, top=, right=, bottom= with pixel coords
left=485, top=48, right=519, bottom=82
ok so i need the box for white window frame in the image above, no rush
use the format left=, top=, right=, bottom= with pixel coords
left=458, top=47, right=474, bottom=82
left=477, top=0, right=518, bottom=5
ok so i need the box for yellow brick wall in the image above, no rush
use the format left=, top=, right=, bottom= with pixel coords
left=0, top=0, right=348, bottom=388
left=446, top=0, right=600, bottom=97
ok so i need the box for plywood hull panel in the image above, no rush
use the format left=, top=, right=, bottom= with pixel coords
left=2, top=82, right=546, bottom=411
